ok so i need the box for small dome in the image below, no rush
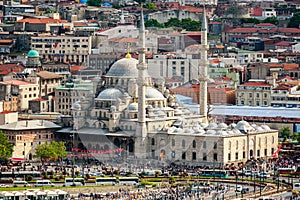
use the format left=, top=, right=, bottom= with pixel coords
left=146, top=88, right=165, bottom=100
left=206, top=129, right=216, bottom=135
left=28, top=50, right=39, bottom=57
left=71, top=101, right=81, bottom=110
left=96, top=88, right=123, bottom=101
left=260, top=125, right=271, bottom=131
left=218, top=123, right=228, bottom=129
left=128, top=103, right=138, bottom=111
left=194, top=129, right=205, bottom=134
left=255, top=126, right=264, bottom=132
left=206, top=122, right=218, bottom=130
left=216, top=130, right=228, bottom=136
left=236, top=120, right=254, bottom=132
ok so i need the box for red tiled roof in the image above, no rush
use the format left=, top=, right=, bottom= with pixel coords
left=278, top=75, right=293, bottom=81
left=70, top=66, right=88, bottom=71
left=284, top=63, right=299, bottom=71
left=255, top=23, right=276, bottom=27
left=0, top=63, right=25, bottom=75
left=0, top=40, right=13, bottom=44
left=73, top=22, right=88, bottom=27
left=225, top=27, right=300, bottom=34
left=17, top=18, right=67, bottom=24
left=0, top=80, right=34, bottom=86
left=241, top=82, right=271, bottom=87
left=275, top=41, right=295, bottom=46
left=273, top=84, right=294, bottom=90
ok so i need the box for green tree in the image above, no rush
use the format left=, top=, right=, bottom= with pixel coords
left=181, top=18, right=201, bottom=31
left=280, top=127, right=291, bottom=142
left=292, top=132, right=300, bottom=142
left=86, top=0, right=102, bottom=7
left=0, top=131, right=13, bottom=161
left=51, top=141, right=68, bottom=160
left=145, top=19, right=164, bottom=28
left=165, top=18, right=182, bottom=28
left=288, top=12, right=300, bottom=28
left=241, top=18, right=260, bottom=24
left=144, top=2, right=156, bottom=10
left=263, top=16, right=279, bottom=25
left=34, top=142, right=67, bottom=161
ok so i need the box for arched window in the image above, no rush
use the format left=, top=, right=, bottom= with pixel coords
left=228, top=141, right=231, bottom=150
left=265, top=136, right=267, bottom=144
left=151, top=138, right=155, bottom=146
left=182, top=140, right=186, bottom=148
left=192, top=140, right=196, bottom=148
left=236, top=141, right=238, bottom=150
left=172, top=139, right=175, bottom=147
left=272, top=136, right=275, bottom=144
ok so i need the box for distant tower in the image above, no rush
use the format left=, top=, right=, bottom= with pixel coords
left=135, top=7, right=148, bottom=158
left=199, top=3, right=209, bottom=123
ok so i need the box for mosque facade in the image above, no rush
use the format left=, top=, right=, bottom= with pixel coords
left=69, top=9, right=278, bottom=166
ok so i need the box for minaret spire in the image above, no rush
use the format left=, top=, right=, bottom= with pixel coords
left=135, top=5, right=148, bottom=157
left=199, top=1, right=209, bottom=123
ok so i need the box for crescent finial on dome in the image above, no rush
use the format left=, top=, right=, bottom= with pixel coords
left=125, top=43, right=131, bottom=58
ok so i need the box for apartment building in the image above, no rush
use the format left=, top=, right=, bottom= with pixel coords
left=236, top=81, right=272, bottom=106
left=31, top=34, right=92, bottom=65
left=54, top=80, right=93, bottom=115
left=0, top=80, right=39, bottom=112
left=271, top=83, right=300, bottom=108
left=36, top=71, right=64, bottom=97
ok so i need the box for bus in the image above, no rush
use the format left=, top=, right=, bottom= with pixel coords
left=95, top=177, right=117, bottom=186
left=118, top=177, right=140, bottom=185
left=277, top=167, right=296, bottom=174
left=0, top=171, right=42, bottom=182
left=198, top=170, right=228, bottom=178
left=64, top=178, right=85, bottom=186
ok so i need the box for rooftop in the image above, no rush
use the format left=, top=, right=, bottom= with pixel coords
left=0, top=120, right=61, bottom=130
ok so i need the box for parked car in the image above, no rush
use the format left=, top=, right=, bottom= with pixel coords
left=0, top=184, right=8, bottom=188
left=259, top=172, right=271, bottom=178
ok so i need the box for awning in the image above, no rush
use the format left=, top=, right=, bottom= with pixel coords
left=10, top=158, right=24, bottom=161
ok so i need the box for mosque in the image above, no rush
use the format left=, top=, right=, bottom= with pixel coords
left=68, top=9, right=278, bottom=166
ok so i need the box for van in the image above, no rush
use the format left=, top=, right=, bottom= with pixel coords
left=13, top=181, right=31, bottom=187
left=35, top=180, right=55, bottom=187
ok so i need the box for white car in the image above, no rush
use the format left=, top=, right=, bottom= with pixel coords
left=0, top=184, right=8, bottom=188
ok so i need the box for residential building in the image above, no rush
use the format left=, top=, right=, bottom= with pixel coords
left=236, top=80, right=272, bottom=106
left=36, top=71, right=64, bottom=97
left=31, top=34, right=92, bottom=65
left=0, top=80, right=39, bottom=112
left=0, top=120, right=61, bottom=161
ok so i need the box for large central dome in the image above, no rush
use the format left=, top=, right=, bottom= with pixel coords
left=106, top=58, right=139, bottom=77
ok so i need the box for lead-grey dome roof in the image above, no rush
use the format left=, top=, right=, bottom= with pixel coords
left=106, top=58, right=148, bottom=77
left=95, top=88, right=123, bottom=101
left=146, top=88, right=165, bottom=100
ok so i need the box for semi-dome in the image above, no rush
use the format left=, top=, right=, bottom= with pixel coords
left=95, top=88, right=123, bottom=101
left=28, top=50, right=39, bottom=57
left=145, top=88, right=165, bottom=100
left=106, top=58, right=139, bottom=77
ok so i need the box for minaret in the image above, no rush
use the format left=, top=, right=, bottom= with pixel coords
left=135, top=7, right=148, bottom=158
left=199, top=3, right=209, bottom=123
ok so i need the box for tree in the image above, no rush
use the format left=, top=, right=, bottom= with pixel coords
left=288, top=12, right=300, bottom=28
left=0, top=131, right=13, bottom=161
left=86, top=0, right=102, bottom=7
left=181, top=18, right=201, bottom=31
left=165, top=18, right=182, bottom=28
left=145, top=19, right=164, bottom=28
left=263, top=16, right=279, bottom=25
left=241, top=18, right=260, bottom=24
left=144, top=2, right=157, bottom=10
left=35, top=142, right=67, bottom=161
left=280, top=127, right=291, bottom=142
left=292, top=132, right=300, bottom=142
